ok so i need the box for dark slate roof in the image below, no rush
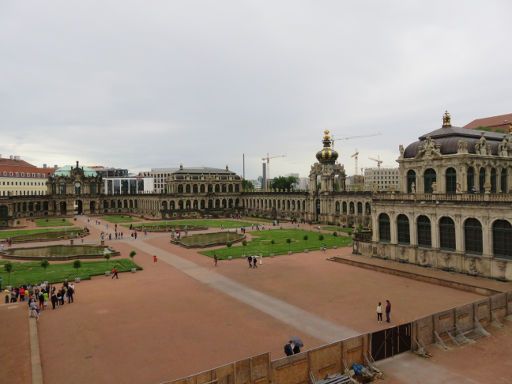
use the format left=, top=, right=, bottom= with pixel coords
left=403, top=126, right=507, bottom=158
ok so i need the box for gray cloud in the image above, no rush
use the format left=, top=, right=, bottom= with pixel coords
left=1, top=0, right=511, bottom=178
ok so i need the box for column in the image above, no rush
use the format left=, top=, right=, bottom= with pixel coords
left=390, top=213, right=397, bottom=244
left=410, top=215, right=417, bottom=246
left=484, top=165, right=491, bottom=193
left=371, top=212, right=379, bottom=242
left=431, top=214, right=439, bottom=249
left=496, top=167, right=502, bottom=193
left=438, top=168, right=445, bottom=194
left=454, top=215, right=463, bottom=253
left=482, top=218, right=491, bottom=257
left=459, top=166, right=466, bottom=193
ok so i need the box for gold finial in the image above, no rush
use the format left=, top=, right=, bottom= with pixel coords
left=508, top=124, right=512, bottom=134
left=323, top=129, right=331, bottom=140
left=442, top=110, right=451, bottom=128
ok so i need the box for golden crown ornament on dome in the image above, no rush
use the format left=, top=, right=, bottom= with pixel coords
left=442, top=110, right=451, bottom=128
left=316, top=130, right=339, bottom=164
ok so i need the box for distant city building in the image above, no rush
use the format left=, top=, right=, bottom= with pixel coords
left=464, top=112, right=512, bottom=134
left=103, top=177, right=154, bottom=195
left=139, top=167, right=178, bottom=193
left=0, top=155, right=54, bottom=197
left=364, top=167, right=400, bottom=191
left=90, top=166, right=129, bottom=178
left=346, top=175, right=365, bottom=191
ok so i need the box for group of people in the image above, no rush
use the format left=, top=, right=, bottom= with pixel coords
left=246, top=255, right=259, bottom=268
left=284, top=340, right=301, bottom=356
left=376, top=300, right=392, bottom=323
left=4, top=281, right=76, bottom=319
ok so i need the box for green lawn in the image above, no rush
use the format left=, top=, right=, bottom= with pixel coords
left=179, top=232, right=243, bottom=247
left=202, top=229, right=352, bottom=259
left=35, top=218, right=73, bottom=227
left=0, top=258, right=140, bottom=287
left=103, top=215, right=137, bottom=223
left=125, top=219, right=260, bottom=229
left=5, top=245, right=111, bottom=259
left=0, top=228, right=81, bottom=240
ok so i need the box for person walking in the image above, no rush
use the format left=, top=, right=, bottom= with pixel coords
left=252, top=256, right=258, bottom=268
left=153, top=255, right=158, bottom=263
left=376, top=302, right=383, bottom=322
left=247, top=256, right=253, bottom=268
left=213, top=253, right=218, bottom=267
left=284, top=341, right=294, bottom=356
left=385, top=300, right=391, bottom=323
left=111, top=267, right=119, bottom=279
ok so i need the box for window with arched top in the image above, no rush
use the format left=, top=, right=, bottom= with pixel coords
left=378, top=213, right=390, bottom=242
left=493, top=220, right=512, bottom=259
left=417, top=215, right=431, bottom=247
left=397, top=214, right=410, bottom=244
left=439, top=217, right=456, bottom=250
left=467, top=167, right=475, bottom=192
left=445, top=167, right=457, bottom=194
left=464, top=218, right=482, bottom=255
left=501, top=169, right=508, bottom=193
left=491, top=168, right=497, bottom=193
left=407, top=170, right=416, bottom=193
left=479, top=168, right=485, bottom=193
left=423, top=169, right=436, bottom=193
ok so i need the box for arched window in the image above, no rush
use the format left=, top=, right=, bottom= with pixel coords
left=349, top=202, right=355, bottom=214
left=417, top=215, right=431, bottom=247
left=439, top=217, right=455, bottom=250
left=357, top=202, right=363, bottom=215
left=365, top=202, right=371, bottom=215
left=378, top=214, right=390, bottom=242
left=445, top=167, right=457, bottom=194
left=407, top=170, right=416, bottom=193
left=335, top=202, right=340, bottom=212
left=464, top=218, right=482, bottom=255
left=501, top=169, right=508, bottom=193
left=397, top=214, right=410, bottom=244
left=423, top=169, right=436, bottom=193
left=467, top=166, right=475, bottom=192
left=342, top=202, right=347, bottom=214
left=479, top=168, right=485, bottom=193
left=493, top=220, right=512, bottom=258
left=491, top=168, right=497, bottom=193
left=185, top=185, right=191, bottom=193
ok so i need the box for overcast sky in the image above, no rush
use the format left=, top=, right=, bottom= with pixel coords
left=1, top=1, right=511, bottom=179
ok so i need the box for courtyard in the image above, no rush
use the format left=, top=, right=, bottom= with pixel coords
left=2, top=216, right=504, bottom=384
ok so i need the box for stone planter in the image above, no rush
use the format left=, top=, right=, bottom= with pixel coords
left=228, top=256, right=232, bottom=260
left=74, top=277, right=81, bottom=283
left=288, top=251, right=292, bottom=255
left=131, top=268, right=137, bottom=273
left=304, top=249, right=309, bottom=253
left=104, top=271, right=111, bottom=276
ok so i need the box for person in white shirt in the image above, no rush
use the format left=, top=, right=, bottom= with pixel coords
left=376, top=302, right=383, bottom=322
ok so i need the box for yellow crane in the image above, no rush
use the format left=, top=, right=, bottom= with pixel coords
left=261, top=153, right=286, bottom=189
left=331, top=132, right=381, bottom=148
left=369, top=156, right=383, bottom=168
left=351, top=149, right=359, bottom=175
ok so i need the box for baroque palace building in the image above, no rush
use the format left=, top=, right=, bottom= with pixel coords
left=1, top=113, right=511, bottom=280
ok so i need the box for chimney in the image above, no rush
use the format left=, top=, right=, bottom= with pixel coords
left=10, top=155, right=13, bottom=160
left=43, top=164, right=47, bottom=168
left=14, top=155, right=20, bottom=160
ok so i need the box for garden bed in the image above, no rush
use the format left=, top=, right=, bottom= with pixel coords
left=1, top=244, right=119, bottom=261
left=173, top=232, right=244, bottom=248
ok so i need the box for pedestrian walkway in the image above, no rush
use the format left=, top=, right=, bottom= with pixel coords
left=131, top=240, right=358, bottom=343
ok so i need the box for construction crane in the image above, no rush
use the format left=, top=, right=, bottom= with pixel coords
left=351, top=149, right=359, bottom=175
left=369, top=156, right=383, bottom=168
left=262, top=153, right=286, bottom=189
left=331, top=132, right=381, bottom=148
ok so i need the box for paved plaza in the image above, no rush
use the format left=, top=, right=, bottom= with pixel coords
left=1, top=217, right=511, bottom=384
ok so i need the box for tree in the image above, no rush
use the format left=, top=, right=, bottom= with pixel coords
left=242, top=180, right=254, bottom=191
left=303, top=234, right=308, bottom=249
left=129, top=250, right=137, bottom=260
left=270, top=239, right=275, bottom=255
left=286, top=238, right=292, bottom=253
left=270, top=176, right=299, bottom=191
left=73, top=260, right=81, bottom=277
left=4, top=262, right=13, bottom=285
left=318, top=234, right=324, bottom=241
left=40, top=259, right=50, bottom=274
